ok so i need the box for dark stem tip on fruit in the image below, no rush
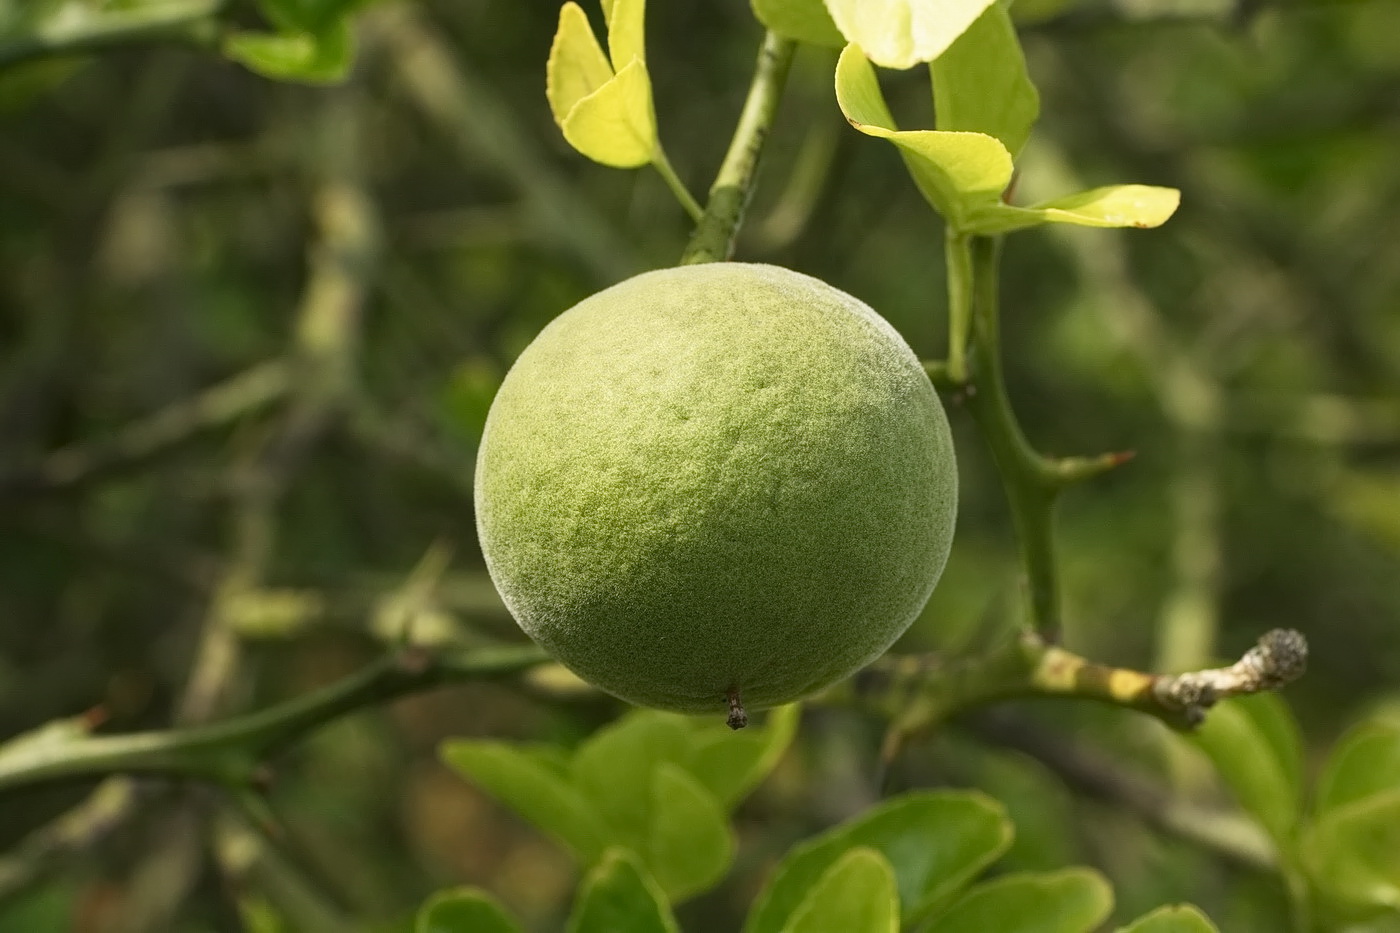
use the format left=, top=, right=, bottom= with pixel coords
left=726, top=689, right=748, bottom=731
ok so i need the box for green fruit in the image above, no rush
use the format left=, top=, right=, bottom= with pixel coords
left=475, top=263, right=957, bottom=718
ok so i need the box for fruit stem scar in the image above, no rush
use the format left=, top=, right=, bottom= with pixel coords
left=726, top=687, right=749, bottom=730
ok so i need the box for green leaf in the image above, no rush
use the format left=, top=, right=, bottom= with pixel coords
left=600, top=0, right=646, bottom=70
left=930, top=4, right=1039, bottom=157
left=1115, top=904, right=1220, bottom=932
left=568, top=849, right=679, bottom=933
left=780, top=848, right=899, bottom=933
left=966, top=185, right=1181, bottom=235
left=417, top=888, right=523, bottom=933
left=255, top=0, right=367, bottom=35
left=1315, top=721, right=1400, bottom=816
left=440, top=740, right=609, bottom=865
left=548, top=3, right=616, bottom=127
left=572, top=711, right=691, bottom=850
left=560, top=56, right=657, bottom=168
left=1189, top=692, right=1303, bottom=845
left=1302, top=788, right=1400, bottom=918
left=928, top=868, right=1114, bottom=933
left=684, top=703, right=799, bottom=810
left=826, top=0, right=998, bottom=69
left=750, top=0, right=844, bottom=47
left=646, top=763, right=734, bottom=901
left=835, top=43, right=1012, bottom=226
left=223, top=22, right=353, bottom=85
left=744, top=790, right=1011, bottom=933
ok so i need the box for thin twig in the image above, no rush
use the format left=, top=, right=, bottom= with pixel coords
left=0, top=643, right=548, bottom=793
left=834, top=628, right=1308, bottom=758
left=0, top=360, right=292, bottom=496
left=681, top=30, right=796, bottom=265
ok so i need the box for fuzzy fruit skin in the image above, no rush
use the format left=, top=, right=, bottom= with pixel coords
left=475, top=263, right=957, bottom=714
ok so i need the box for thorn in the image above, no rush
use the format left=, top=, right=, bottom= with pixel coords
left=80, top=705, right=110, bottom=731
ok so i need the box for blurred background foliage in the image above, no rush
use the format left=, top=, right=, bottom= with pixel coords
left=0, top=0, right=1397, bottom=929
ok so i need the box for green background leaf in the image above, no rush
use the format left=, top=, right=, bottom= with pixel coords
left=780, top=847, right=899, bottom=933
left=223, top=22, right=353, bottom=85
left=744, top=791, right=1011, bottom=933
left=1189, top=693, right=1303, bottom=845
left=927, top=868, right=1114, bottom=933
left=568, top=849, right=679, bottom=933
left=683, top=704, right=799, bottom=810
left=1115, top=904, right=1220, bottom=932
left=441, top=740, right=609, bottom=865
left=1314, top=721, right=1400, bottom=816
left=416, top=888, right=522, bottom=933
left=572, top=711, right=691, bottom=850
left=646, top=763, right=734, bottom=901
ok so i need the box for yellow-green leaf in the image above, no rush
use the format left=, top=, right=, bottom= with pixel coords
left=781, top=848, right=899, bottom=933
left=561, top=56, right=657, bottom=168
left=930, top=4, right=1039, bottom=157
left=967, top=185, right=1181, bottom=234
left=750, top=0, right=845, bottom=47
left=835, top=43, right=1011, bottom=225
left=547, top=2, right=615, bottom=128
left=602, top=0, right=647, bottom=71
left=826, top=0, right=998, bottom=70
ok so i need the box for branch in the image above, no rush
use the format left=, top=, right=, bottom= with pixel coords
left=0, top=0, right=224, bottom=70
left=933, top=238, right=1135, bottom=641
left=681, top=30, right=796, bottom=265
left=830, top=628, right=1308, bottom=759
left=0, top=360, right=291, bottom=496
left=0, top=643, right=548, bottom=794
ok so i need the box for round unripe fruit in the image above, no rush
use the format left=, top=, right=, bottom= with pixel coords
left=475, top=263, right=957, bottom=716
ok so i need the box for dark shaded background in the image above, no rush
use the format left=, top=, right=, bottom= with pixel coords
left=1, top=0, right=1398, bottom=929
